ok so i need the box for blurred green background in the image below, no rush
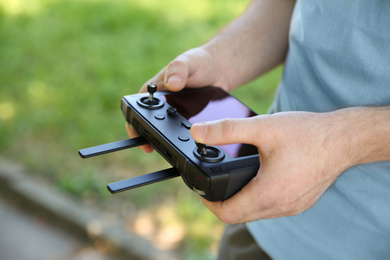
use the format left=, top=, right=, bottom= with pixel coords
left=0, top=0, right=282, bottom=258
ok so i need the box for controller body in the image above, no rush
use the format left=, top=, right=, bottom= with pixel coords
left=121, top=87, right=259, bottom=201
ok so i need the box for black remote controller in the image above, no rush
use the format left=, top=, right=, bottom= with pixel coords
left=79, top=84, right=260, bottom=201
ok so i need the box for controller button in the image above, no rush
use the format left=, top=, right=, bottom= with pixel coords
left=166, top=107, right=178, bottom=116
left=181, top=121, right=192, bottom=129
left=193, top=186, right=206, bottom=196
left=178, top=136, right=190, bottom=142
left=154, top=115, right=165, bottom=120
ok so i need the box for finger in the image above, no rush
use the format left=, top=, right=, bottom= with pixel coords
left=200, top=198, right=249, bottom=224
left=126, top=123, right=154, bottom=153
left=199, top=178, right=261, bottom=224
left=164, top=59, right=190, bottom=92
left=139, top=57, right=190, bottom=93
left=190, top=117, right=261, bottom=146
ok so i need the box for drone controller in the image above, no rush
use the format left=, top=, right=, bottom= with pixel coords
left=78, top=84, right=260, bottom=201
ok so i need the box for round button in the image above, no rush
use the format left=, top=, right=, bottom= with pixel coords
left=167, top=107, right=178, bottom=116
left=178, top=136, right=190, bottom=142
left=181, top=121, right=192, bottom=129
left=154, top=115, right=165, bottom=120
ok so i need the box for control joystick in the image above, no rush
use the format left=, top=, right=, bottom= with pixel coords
left=194, top=142, right=225, bottom=163
left=137, top=82, right=164, bottom=109
left=147, top=83, right=157, bottom=104
left=196, top=142, right=208, bottom=156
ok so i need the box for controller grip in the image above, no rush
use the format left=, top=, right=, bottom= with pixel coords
left=224, top=166, right=258, bottom=200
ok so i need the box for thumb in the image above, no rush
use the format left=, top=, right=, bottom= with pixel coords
left=190, top=117, right=259, bottom=146
left=164, top=59, right=190, bottom=92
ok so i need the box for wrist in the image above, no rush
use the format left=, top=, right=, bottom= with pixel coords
left=325, top=107, right=390, bottom=171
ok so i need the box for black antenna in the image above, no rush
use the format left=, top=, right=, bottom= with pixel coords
left=78, top=137, right=148, bottom=158
left=107, top=168, right=180, bottom=194
left=78, top=137, right=180, bottom=194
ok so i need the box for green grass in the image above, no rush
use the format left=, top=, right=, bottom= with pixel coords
left=0, top=0, right=282, bottom=257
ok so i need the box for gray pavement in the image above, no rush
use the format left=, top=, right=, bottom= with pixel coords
left=0, top=197, right=109, bottom=260
left=0, top=156, right=177, bottom=260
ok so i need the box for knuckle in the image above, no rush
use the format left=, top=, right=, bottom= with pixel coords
left=277, top=203, right=295, bottom=216
left=217, top=213, right=239, bottom=224
left=167, top=59, right=187, bottom=73
left=215, top=206, right=247, bottom=224
left=220, top=118, right=236, bottom=141
left=278, top=200, right=307, bottom=217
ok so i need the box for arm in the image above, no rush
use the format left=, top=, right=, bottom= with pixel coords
left=202, top=0, right=295, bottom=91
left=131, top=0, right=296, bottom=152
left=140, top=0, right=296, bottom=93
left=191, top=106, right=390, bottom=223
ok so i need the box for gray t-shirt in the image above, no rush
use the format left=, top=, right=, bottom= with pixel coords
left=247, top=0, right=390, bottom=259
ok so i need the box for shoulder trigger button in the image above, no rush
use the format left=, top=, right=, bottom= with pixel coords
left=193, top=186, right=206, bottom=196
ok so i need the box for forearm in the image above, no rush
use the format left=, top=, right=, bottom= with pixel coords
left=331, top=106, right=390, bottom=169
left=203, top=0, right=296, bottom=91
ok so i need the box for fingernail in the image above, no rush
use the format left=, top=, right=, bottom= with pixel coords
left=191, top=122, right=207, bottom=143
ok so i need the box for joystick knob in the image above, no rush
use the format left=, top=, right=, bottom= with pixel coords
left=137, top=82, right=164, bottom=109
left=194, top=142, right=225, bottom=162
left=196, top=142, right=208, bottom=156
left=147, top=82, right=157, bottom=103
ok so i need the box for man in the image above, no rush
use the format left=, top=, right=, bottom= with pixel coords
left=127, top=0, right=390, bottom=258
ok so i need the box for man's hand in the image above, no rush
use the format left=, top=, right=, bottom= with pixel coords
left=126, top=0, right=295, bottom=151
left=126, top=47, right=226, bottom=153
left=139, top=48, right=230, bottom=94
left=190, top=108, right=390, bottom=223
